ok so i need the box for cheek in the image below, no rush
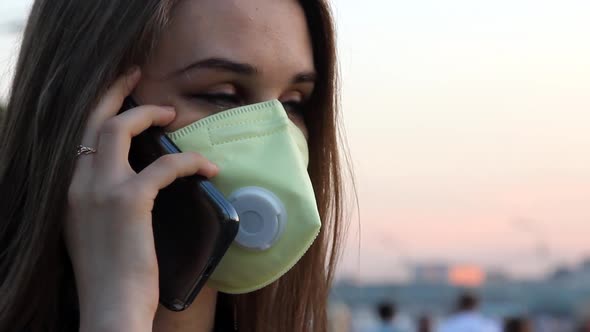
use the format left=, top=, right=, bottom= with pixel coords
left=131, top=93, right=210, bottom=132
left=163, top=101, right=212, bottom=132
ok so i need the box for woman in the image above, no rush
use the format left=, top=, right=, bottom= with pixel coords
left=0, top=0, right=346, bottom=331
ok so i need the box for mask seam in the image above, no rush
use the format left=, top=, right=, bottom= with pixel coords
left=207, top=117, right=286, bottom=131
left=167, top=102, right=282, bottom=140
left=209, top=126, right=286, bottom=146
left=168, top=111, right=272, bottom=140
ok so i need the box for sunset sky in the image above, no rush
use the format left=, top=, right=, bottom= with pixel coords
left=1, top=0, right=589, bottom=283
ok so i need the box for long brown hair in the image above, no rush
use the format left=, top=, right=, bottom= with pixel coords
left=0, top=0, right=345, bottom=331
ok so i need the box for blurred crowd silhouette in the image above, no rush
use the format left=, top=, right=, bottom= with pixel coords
left=330, top=291, right=590, bottom=332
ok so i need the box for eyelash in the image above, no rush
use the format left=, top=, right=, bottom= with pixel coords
left=193, top=93, right=307, bottom=115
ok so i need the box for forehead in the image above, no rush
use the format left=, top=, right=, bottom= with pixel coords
left=149, top=0, right=314, bottom=75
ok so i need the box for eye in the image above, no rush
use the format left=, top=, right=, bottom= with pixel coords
left=281, top=100, right=306, bottom=116
left=280, top=91, right=308, bottom=117
left=191, top=92, right=241, bottom=109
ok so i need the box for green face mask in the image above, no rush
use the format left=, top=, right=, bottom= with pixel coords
left=166, top=100, right=321, bottom=294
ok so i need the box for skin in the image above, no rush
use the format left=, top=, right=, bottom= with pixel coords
left=135, top=0, right=314, bottom=137
left=66, top=0, right=315, bottom=331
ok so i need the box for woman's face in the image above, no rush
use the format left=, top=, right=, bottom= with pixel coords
left=134, top=0, right=315, bottom=137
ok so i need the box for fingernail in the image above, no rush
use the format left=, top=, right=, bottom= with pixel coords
left=124, top=66, right=141, bottom=90
left=211, top=163, right=220, bottom=173
left=162, top=106, right=175, bottom=113
left=128, top=66, right=141, bottom=81
left=127, top=65, right=140, bottom=75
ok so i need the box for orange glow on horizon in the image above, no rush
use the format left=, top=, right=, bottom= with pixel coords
left=449, top=266, right=486, bottom=287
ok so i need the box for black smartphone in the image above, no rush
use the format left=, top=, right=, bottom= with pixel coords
left=122, top=97, right=239, bottom=311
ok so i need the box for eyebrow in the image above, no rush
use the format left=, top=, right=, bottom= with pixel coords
left=172, top=57, right=316, bottom=84
left=173, top=57, right=257, bottom=76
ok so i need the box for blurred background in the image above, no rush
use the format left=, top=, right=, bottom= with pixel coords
left=1, top=1, right=589, bottom=331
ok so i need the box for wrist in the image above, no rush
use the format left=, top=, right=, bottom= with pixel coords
left=79, top=303, right=155, bottom=332
left=77, top=281, right=158, bottom=332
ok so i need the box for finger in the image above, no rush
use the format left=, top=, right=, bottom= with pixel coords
left=81, top=67, right=141, bottom=146
left=133, top=152, right=219, bottom=193
left=94, top=106, right=177, bottom=176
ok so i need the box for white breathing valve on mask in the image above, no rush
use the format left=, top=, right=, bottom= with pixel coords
left=229, top=187, right=287, bottom=251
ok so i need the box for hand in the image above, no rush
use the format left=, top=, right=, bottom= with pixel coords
left=65, top=68, right=218, bottom=332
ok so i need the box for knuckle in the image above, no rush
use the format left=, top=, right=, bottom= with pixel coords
left=109, top=188, right=134, bottom=205
left=99, top=185, right=141, bottom=208
left=158, top=154, right=181, bottom=169
left=100, top=117, right=126, bottom=135
left=187, top=151, right=203, bottom=160
left=139, top=105, right=163, bottom=119
left=136, top=105, right=154, bottom=113
left=185, top=152, right=204, bottom=166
